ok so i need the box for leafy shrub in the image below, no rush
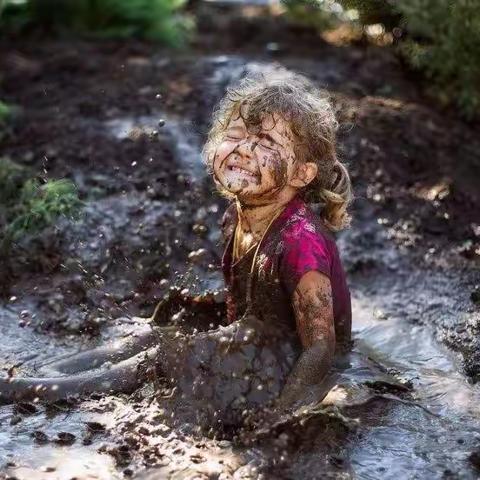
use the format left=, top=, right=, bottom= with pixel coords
left=0, top=100, right=11, bottom=123
left=339, top=0, right=400, bottom=29
left=0, top=100, right=12, bottom=141
left=0, top=158, right=82, bottom=250
left=282, top=0, right=343, bottom=31
left=340, top=0, right=480, bottom=118
left=396, top=0, right=480, bottom=119
left=0, top=0, right=192, bottom=46
left=283, top=0, right=480, bottom=118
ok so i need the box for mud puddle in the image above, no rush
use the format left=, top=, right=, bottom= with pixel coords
left=1, top=53, right=480, bottom=479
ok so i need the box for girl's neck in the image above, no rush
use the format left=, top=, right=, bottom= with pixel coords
left=235, top=190, right=298, bottom=240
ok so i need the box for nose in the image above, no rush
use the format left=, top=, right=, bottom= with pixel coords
left=234, top=137, right=258, bottom=158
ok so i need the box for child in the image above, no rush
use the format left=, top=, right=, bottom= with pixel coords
left=0, top=67, right=352, bottom=422
left=203, top=66, right=352, bottom=410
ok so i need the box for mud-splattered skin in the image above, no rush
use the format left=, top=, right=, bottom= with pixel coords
left=278, top=271, right=336, bottom=410
left=212, top=111, right=314, bottom=258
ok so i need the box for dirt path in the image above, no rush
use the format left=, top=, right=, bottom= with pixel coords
left=1, top=9, right=479, bottom=479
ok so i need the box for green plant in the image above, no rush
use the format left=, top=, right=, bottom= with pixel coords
left=0, top=0, right=192, bottom=46
left=282, top=0, right=343, bottom=31
left=397, top=0, right=480, bottom=119
left=285, top=0, right=480, bottom=118
left=0, top=158, right=83, bottom=251
left=339, top=0, right=480, bottom=118
left=0, top=100, right=11, bottom=123
left=339, top=0, right=399, bottom=29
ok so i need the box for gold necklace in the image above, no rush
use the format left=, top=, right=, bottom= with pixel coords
left=232, top=206, right=284, bottom=262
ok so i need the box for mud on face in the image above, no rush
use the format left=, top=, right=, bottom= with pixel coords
left=210, top=106, right=300, bottom=202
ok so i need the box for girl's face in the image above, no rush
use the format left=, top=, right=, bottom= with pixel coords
left=212, top=112, right=300, bottom=202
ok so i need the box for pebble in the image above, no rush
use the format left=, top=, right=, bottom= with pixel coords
left=15, top=402, right=37, bottom=415
left=32, top=430, right=49, bottom=444
left=55, top=432, right=76, bottom=446
left=10, top=415, right=22, bottom=426
left=469, top=450, right=480, bottom=470
left=85, top=421, right=106, bottom=433
left=471, top=286, right=480, bottom=304
left=40, top=466, right=56, bottom=472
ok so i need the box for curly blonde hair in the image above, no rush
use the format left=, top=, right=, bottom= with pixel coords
left=203, top=66, right=353, bottom=231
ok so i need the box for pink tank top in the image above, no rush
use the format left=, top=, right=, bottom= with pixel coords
left=221, top=195, right=352, bottom=347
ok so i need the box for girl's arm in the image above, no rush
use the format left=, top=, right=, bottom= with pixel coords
left=276, top=270, right=336, bottom=410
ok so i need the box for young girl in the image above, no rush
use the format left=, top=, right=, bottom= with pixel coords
left=0, top=67, right=352, bottom=423
left=203, top=66, right=352, bottom=410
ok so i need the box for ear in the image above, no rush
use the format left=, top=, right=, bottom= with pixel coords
left=289, top=162, right=318, bottom=188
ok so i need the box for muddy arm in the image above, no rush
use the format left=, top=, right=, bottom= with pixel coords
left=276, top=340, right=334, bottom=410
left=277, top=271, right=335, bottom=410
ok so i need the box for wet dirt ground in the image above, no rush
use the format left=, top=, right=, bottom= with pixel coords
left=1, top=6, right=480, bottom=479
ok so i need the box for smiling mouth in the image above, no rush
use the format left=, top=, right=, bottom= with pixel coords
left=227, top=165, right=259, bottom=180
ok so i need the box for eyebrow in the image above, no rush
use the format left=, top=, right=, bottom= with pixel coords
left=258, top=132, right=283, bottom=147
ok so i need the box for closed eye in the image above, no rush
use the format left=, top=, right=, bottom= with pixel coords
left=258, top=133, right=281, bottom=150
left=259, top=141, right=277, bottom=151
left=225, top=128, right=246, bottom=141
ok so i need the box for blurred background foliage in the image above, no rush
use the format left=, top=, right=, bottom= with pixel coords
left=283, top=0, right=480, bottom=119
left=0, top=100, right=11, bottom=123
left=0, top=100, right=12, bottom=142
left=0, top=0, right=193, bottom=46
left=0, top=0, right=478, bottom=116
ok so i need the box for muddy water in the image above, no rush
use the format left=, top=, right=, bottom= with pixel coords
left=1, top=56, right=480, bottom=479
left=349, top=294, right=480, bottom=478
